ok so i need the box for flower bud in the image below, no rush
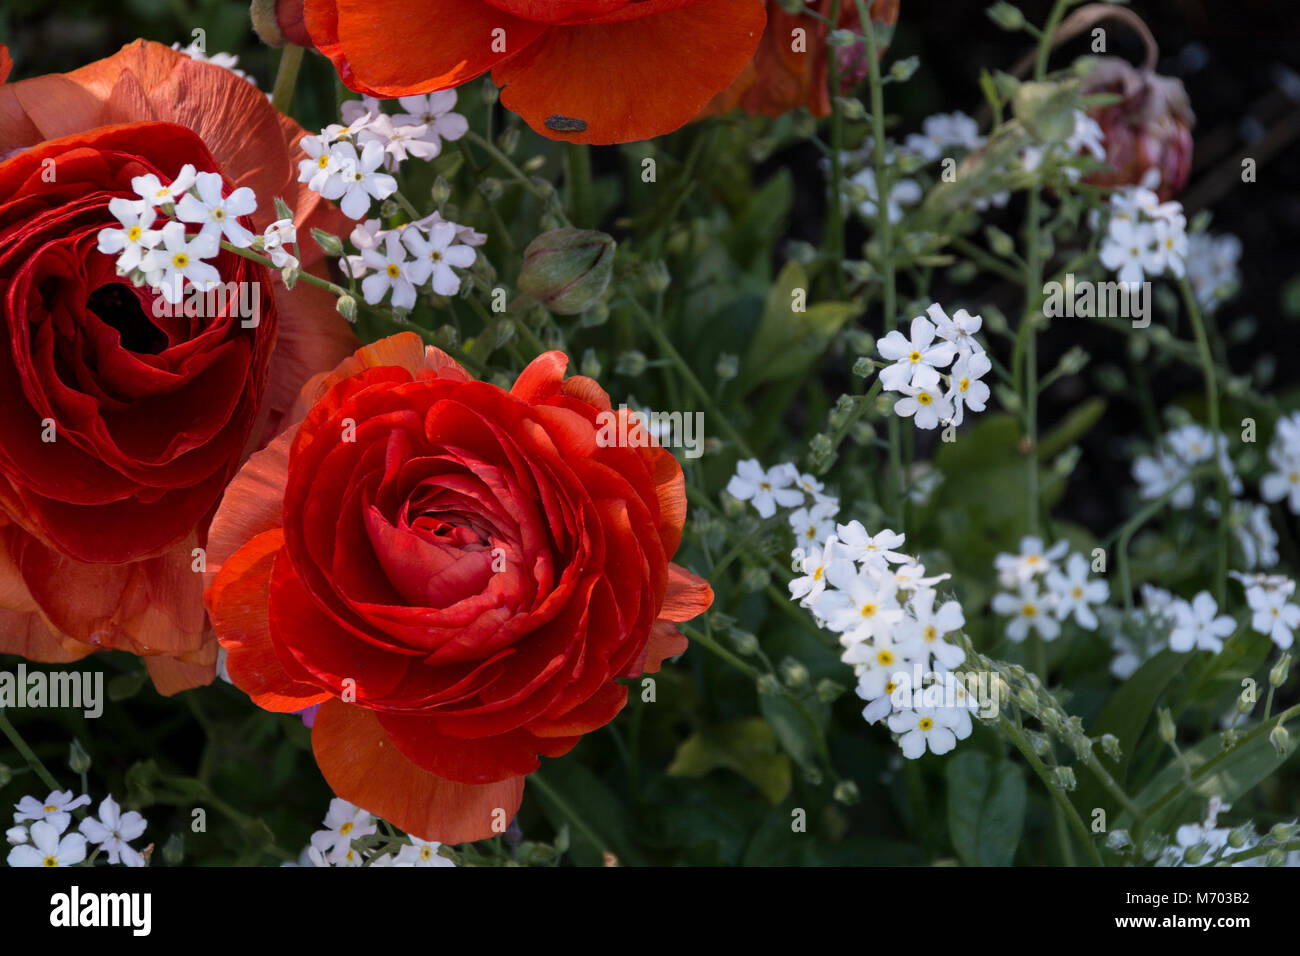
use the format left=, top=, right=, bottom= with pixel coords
left=1227, top=825, right=1252, bottom=849
left=1270, top=821, right=1298, bottom=843
left=815, top=678, right=846, bottom=703
left=0, top=763, right=10, bottom=788
left=729, top=629, right=760, bottom=656
left=1051, top=766, right=1077, bottom=792
left=832, top=780, right=860, bottom=805
left=756, top=673, right=783, bottom=697
left=1182, top=842, right=1208, bottom=865
left=310, top=227, right=344, bottom=257
left=68, top=738, right=91, bottom=774
left=1101, top=733, right=1122, bottom=762
left=714, top=352, right=739, bottom=383
left=250, top=0, right=312, bottom=48
left=1157, top=707, right=1176, bottom=743
left=1269, top=653, right=1292, bottom=688
left=335, top=295, right=357, bottom=323
left=579, top=348, right=601, bottom=379
left=614, top=350, right=646, bottom=377
left=1080, top=57, right=1195, bottom=201
left=779, top=656, right=810, bottom=690
left=1265, top=848, right=1287, bottom=867
left=162, top=832, right=185, bottom=866
left=1269, top=723, right=1290, bottom=757
left=1105, top=828, right=1132, bottom=851
left=517, top=228, right=615, bottom=315
left=741, top=565, right=770, bottom=593
left=431, top=176, right=452, bottom=207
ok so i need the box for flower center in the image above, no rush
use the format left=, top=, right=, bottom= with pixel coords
left=172, top=252, right=189, bottom=268
left=43, top=805, right=57, bottom=813
left=318, top=155, right=330, bottom=169
left=386, top=264, right=401, bottom=278
left=917, top=393, right=932, bottom=405
left=924, top=625, right=937, bottom=641
left=1022, top=603, right=1038, bottom=617
left=212, top=208, right=226, bottom=221
left=861, top=603, right=877, bottom=618
left=419, top=846, right=433, bottom=861
left=43, top=856, right=58, bottom=867
left=908, top=350, right=922, bottom=364
left=339, top=821, right=354, bottom=835
left=959, top=377, right=970, bottom=392
left=813, top=566, right=824, bottom=581
left=918, top=717, right=934, bottom=731
left=876, top=649, right=894, bottom=666
left=127, top=226, right=142, bottom=242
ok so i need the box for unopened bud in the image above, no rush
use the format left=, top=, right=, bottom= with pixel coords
left=779, top=657, right=810, bottom=690
left=1157, top=707, right=1176, bottom=743
left=579, top=348, right=601, bottom=379
left=1269, top=723, right=1289, bottom=757
left=756, top=673, right=783, bottom=697
left=1270, top=653, right=1292, bottom=688
left=68, top=739, right=91, bottom=774
left=614, top=350, right=647, bottom=377
left=833, top=780, right=860, bottom=806
left=729, top=629, right=759, bottom=656
left=1100, top=734, right=1122, bottom=761
left=310, top=228, right=344, bottom=257
left=815, top=678, right=845, bottom=703
left=335, top=295, right=357, bottom=323
left=517, top=228, right=615, bottom=315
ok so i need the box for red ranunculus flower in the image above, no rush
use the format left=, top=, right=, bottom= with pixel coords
left=295, top=0, right=767, bottom=144
left=0, top=41, right=357, bottom=693
left=700, top=0, right=899, bottom=119
left=205, top=333, right=713, bottom=842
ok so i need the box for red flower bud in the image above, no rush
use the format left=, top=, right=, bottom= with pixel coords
left=1082, top=56, right=1195, bottom=201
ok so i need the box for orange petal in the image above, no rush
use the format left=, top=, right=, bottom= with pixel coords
left=0, top=608, right=93, bottom=663
left=206, top=425, right=296, bottom=581
left=640, top=619, right=689, bottom=673
left=492, top=0, right=765, bottom=143
left=510, top=349, right=569, bottom=402
left=145, top=642, right=218, bottom=696
left=313, top=699, right=525, bottom=843
left=321, top=0, right=546, bottom=97
left=660, top=562, right=713, bottom=622
left=206, top=528, right=331, bottom=712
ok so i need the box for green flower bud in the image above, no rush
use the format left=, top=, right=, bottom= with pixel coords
left=579, top=348, right=601, bottom=379
left=1101, top=734, right=1122, bottom=761
left=1105, top=829, right=1132, bottom=851
left=1227, top=825, right=1253, bottom=849
left=815, top=678, right=846, bottom=703
left=729, top=629, right=759, bottom=656
left=1157, top=707, right=1176, bottom=743
left=497, top=126, right=519, bottom=155
left=517, top=228, right=616, bottom=315
left=481, top=77, right=500, bottom=105
left=162, top=833, right=185, bottom=866
left=1269, top=652, right=1292, bottom=688
left=310, top=227, right=344, bottom=257
left=890, top=56, right=920, bottom=82
left=1269, top=723, right=1289, bottom=757
left=1051, top=766, right=1077, bottom=792
left=68, top=739, right=91, bottom=774
left=0, top=763, right=10, bottom=787
left=614, top=350, right=647, bottom=377
left=335, top=295, right=357, bottom=323
left=779, top=656, right=810, bottom=690
left=986, top=1, right=1025, bottom=31
left=833, top=780, right=860, bottom=806
left=431, top=175, right=452, bottom=206
left=756, top=673, right=783, bottom=697
left=579, top=302, right=610, bottom=328
left=714, top=353, right=739, bottom=383
left=478, top=178, right=504, bottom=201
left=1265, top=848, right=1286, bottom=867
left=1269, top=821, right=1298, bottom=843
left=643, top=260, right=671, bottom=294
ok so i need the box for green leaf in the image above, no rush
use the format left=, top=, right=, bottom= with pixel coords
left=946, top=751, right=1027, bottom=867
left=738, top=261, right=856, bottom=392
left=1037, top=397, right=1106, bottom=460
left=758, top=693, right=826, bottom=775
left=1120, top=717, right=1297, bottom=831
left=667, top=718, right=792, bottom=804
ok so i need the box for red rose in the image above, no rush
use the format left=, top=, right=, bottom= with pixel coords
left=293, top=0, right=766, bottom=144
left=205, top=333, right=712, bottom=842
left=0, top=41, right=357, bottom=693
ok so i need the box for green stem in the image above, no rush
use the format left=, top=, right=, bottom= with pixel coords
left=1000, top=714, right=1102, bottom=866
left=628, top=300, right=753, bottom=457
left=1178, top=276, right=1230, bottom=605
left=464, top=131, right=571, bottom=226
left=270, top=44, right=305, bottom=114
left=0, top=709, right=62, bottom=793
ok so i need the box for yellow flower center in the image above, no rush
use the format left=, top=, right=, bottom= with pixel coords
left=959, top=377, right=970, bottom=392
left=317, top=155, right=330, bottom=169
left=861, top=603, right=877, bottom=619
left=908, top=350, right=922, bottom=364
left=43, top=804, right=57, bottom=813
left=1071, top=586, right=1084, bottom=599
left=339, top=821, right=354, bottom=835
left=43, top=856, right=58, bottom=867
left=212, top=208, right=226, bottom=221
left=127, top=226, right=142, bottom=242
left=430, top=251, right=443, bottom=262
left=917, top=393, right=932, bottom=405
left=924, top=625, right=937, bottom=642
left=386, top=264, right=401, bottom=278
left=876, top=649, right=894, bottom=666
left=172, top=252, right=189, bottom=268
left=419, top=846, right=433, bottom=861
left=918, top=717, right=934, bottom=731
left=813, top=566, right=824, bottom=581
left=1022, top=603, right=1038, bottom=617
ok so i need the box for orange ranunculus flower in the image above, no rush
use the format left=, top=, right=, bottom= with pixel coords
left=700, top=0, right=899, bottom=119
left=205, top=333, right=712, bottom=842
left=0, top=41, right=357, bottom=694
left=295, top=0, right=767, bottom=144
